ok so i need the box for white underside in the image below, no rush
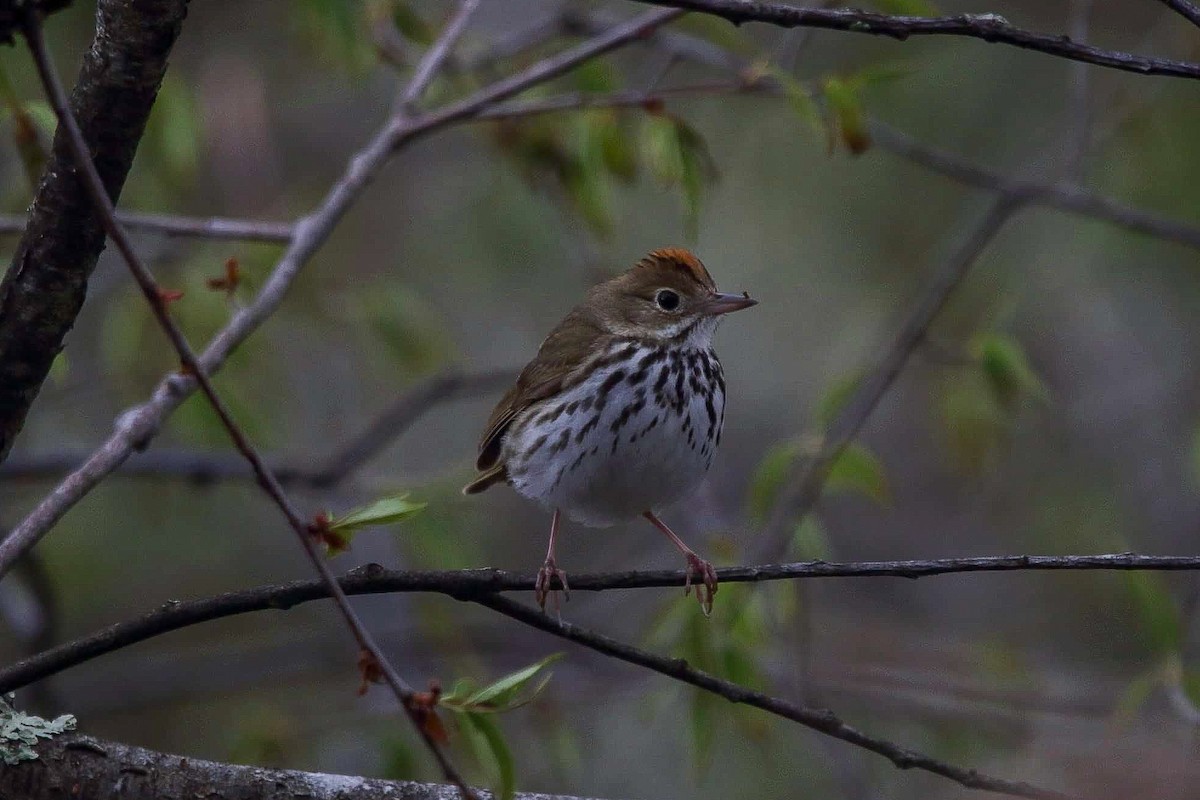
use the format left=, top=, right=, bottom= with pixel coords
left=502, top=341, right=724, bottom=526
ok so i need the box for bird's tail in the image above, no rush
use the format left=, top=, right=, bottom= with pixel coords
left=462, top=464, right=507, bottom=495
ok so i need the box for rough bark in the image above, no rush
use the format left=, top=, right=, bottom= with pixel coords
left=0, top=734, right=605, bottom=800
left=0, top=0, right=188, bottom=462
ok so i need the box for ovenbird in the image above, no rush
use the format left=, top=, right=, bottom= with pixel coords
left=463, top=248, right=756, bottom=614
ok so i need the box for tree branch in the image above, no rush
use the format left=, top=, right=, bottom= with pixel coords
left=0, top=734, right=604, bottom=800
left=401, top=0, right=480, bottom=110
left=0, top=0, right=187, bottom=464
left=474, top=594, right=1075, bottom=800
left=869, top=122, right=1200, bottom=250
left=1158, top=0, right=1200, bottom=28
left=6, top=552, right=1199, bottom=694
left=626, top=0, right=1200, bottom=80
left=756, top=198, right=1019, bottom=560
left=0, top=368, right=513, bottom=486
left=17, top=7, right=477, bottom=793
left=0, top=7, right=684, bottom=580
left=0, top=211, right=295, bottom=242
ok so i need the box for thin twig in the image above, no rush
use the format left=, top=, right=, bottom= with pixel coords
left=475, top=595, right=1075, bottom=800
left=309, top=369, right=512, bottom=487
left=1158, top=0, right=1200, bottom=28
left=756, top=198, right=1020, bottom=560
left=17, top=8, right=475, bottom=794
left=869, top=122, right=1200, bottom=250
left=626, top=0, right=1200, bottom=80
left=7, top=552, right=1200, bottom=693
left=476, top=82, right=1200, bottom=252
left=0, top=369, right=514, bottom=486
left=0, top=7, right=685, bottom=579
left=400, top=0, right=480, bottom=110
left=0, top=211, right=294, bottom=242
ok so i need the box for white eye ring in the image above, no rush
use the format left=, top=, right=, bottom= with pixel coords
left=655, top=289, right=680, bottom=311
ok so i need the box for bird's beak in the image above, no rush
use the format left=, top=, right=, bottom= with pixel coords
left=703, top=291, right=758, bottom=315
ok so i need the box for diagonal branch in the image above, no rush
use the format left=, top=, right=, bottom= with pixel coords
left=7, top=552, right=1200, bottom=694
left=0, top=0, right=187, bottom=464
left=16, top=8, right=475, bottom=794
left=626, top=0, right=1200, bottom=80
left=401, top=0, right=480, bottom=110
left=0, top=369, right=513, bottom=486
left=868, top=122, right=1200, bottom=250
left=475, top=594, right=1075, bottom=800
left=1158, top=0, right=1200, bottom=28
left=756, top=198, right=1020, bottom=560
left=0, top=6, right=684, bottom=580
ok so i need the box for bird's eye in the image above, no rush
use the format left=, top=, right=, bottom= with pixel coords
left=655, top=289, right=680, bottom=311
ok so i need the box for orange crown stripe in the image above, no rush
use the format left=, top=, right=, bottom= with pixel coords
left=638, top=247, right=715, bottom=290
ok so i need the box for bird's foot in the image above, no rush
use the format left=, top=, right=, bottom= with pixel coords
left=683, top=551, right=718, bottom=616
left=535, top=557, right=570, bottom=613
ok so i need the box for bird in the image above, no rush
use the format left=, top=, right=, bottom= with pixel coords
left=463, top=248, right=756, bottom=614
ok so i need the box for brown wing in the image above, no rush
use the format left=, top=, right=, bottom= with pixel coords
left=474, top=305, right=605, bottom=472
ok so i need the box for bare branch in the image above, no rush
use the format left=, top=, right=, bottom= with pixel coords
left=0, top=369, right=513, bottom=486
left=0, top=211, right=294, bottom=242
left=0, top=734, right=606, bottom=800
left=16, top=9, right=477, bottom=793
left=475, top=594, right=1075, bottom=800
left=1158, top=0, right=1200, bottom=28
left=626, top=0, right=1200, bottom=80
left=7, top=552, right=1199, bottom=694
left=0, top=7, right=684, bottom=580
left=0, top=0, right=187, bottom=463
left=869, top=122, right=1200, bottom=250
left=756, top=198, right=1019, bottom=560
left=310, top=368, right=512, bottom=487
left=477, top=83, right=1200, bottom=252
left=401, top=0, right=480, bottom=110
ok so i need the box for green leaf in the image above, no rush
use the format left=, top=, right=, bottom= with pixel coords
left=327, top=494, right=427, bottom=534
left=1110, top=667, right=1160, bottom=726
left=822, top=77, right=870, bottom=155
left=792, top=517, right=831, bottom=561
left=814, top=370, right=866, bottom=431
left=745, top=439, right=805, bottom=523
left=572, top=60, right=619, bottom=94
left=642, top=115, right=717, bottom=240
left=448, top=653, right=563, bottom=712
left=580, top=111, right=637, bottom=184
left=464, top=713, right=515, bottom=800
left=1122, top=571, right=1181, bottom=655
left=563, top=155, right=615, bottom=237
left=972, top=333, right=1048, bottom=409
left=145, top=76, right=200, bottom=186
left=293, top=0, right=374, bottom=71
left=938, top=373, right=1007, bottom=473
left=390, top=1, right=435, bottom=45
left=689, top=689, right=718, bottom=769
left=755, top=64, right=824, bottom=140
left=826, top=442, right=890, bottom=504
left=344, top=282, right=454, bottom=372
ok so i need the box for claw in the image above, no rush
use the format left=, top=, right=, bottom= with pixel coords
left=535, top=557, right=570, bottom=613
left=684, top=552, right=718, bottom=617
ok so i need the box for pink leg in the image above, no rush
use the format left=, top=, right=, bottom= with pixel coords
left=642, top=511, right=718, bottom=615
left=535, top=509, right=570, bottom=612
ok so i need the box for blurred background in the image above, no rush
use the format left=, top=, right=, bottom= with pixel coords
left=2, top=1, right=1200, bottom=797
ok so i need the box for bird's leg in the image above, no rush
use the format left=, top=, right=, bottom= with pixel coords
left=642, top=511, right=717, bottom=616
left=535, top=508, right=570, bottom=612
